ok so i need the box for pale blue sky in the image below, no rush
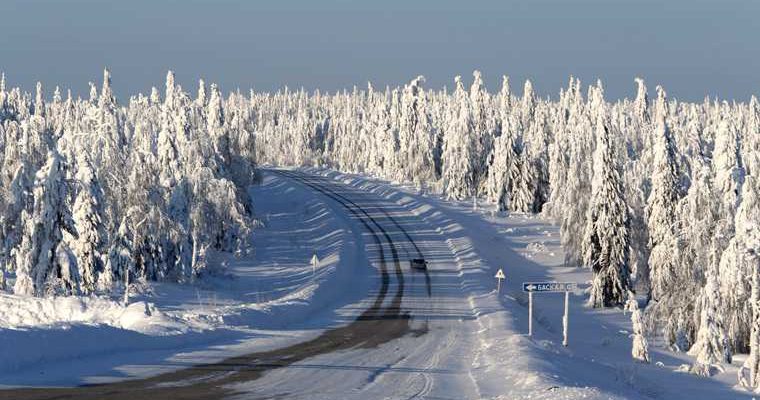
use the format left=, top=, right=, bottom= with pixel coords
left=2, top=0, right=758, bottom=101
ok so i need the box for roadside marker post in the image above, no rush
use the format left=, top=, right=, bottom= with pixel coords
left=311, top=253, right=320, bottom=275
left=563, top=290, right=569, bottom=347
left=522, top=282, right=578, bottom=346
left=494, top=268, right=505, bottom=293
left=528, top=291, right=533, bottom=336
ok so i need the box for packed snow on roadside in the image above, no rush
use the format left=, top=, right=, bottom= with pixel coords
left=0, top=294, right=185, bottom=335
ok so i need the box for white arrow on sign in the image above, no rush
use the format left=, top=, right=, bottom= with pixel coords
left=495, top=268, right=505, bottom=293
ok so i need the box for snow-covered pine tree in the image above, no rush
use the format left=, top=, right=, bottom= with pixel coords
left=689, top=235, right=732, bottom=376
left=469, top=70, right=494, bottom=195
left=720, top=175, right=760, bottom=351
left=208, top=83, right=231, bottom=169
left=197, top=79, right=207, bottom=107
left=34, top=82, right=45, bottom=118
left=524, top=103, right=550, bottom=212
left=583, top=108, right=631, bottom=307
left=557, top=80, right=593, bottom=267
left=13, top=150, right=78, bottom=296
left=396, top=76, right=436, bottom=186
left=509, top=143, right=534, bottom=213
left=442, top=76, right=477, bottom=200
left=105, top=216, right=133, bottom=295
left=626, top=291, right=650, bottom=363
left=739, top=218, right=760, bottom=390
left=71, top=154, right=105, bottom=294
left=713, top=114, right=744, bottom=231
left=633, top=77, right=650, bottom=124
left=646, top=108, right=681, bottom=304
left=483, top=76, right=516, bottom=209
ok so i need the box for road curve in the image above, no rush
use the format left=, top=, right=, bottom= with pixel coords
left=0, top=169, right=422, bottom=400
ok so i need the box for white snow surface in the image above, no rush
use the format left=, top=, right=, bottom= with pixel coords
left=0, top=168, right=754, bottom=398
left=0, top=171, right=370, bottom=387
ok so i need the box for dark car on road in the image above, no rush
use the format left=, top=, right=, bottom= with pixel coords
left=410, top=258, right=427, bottom=270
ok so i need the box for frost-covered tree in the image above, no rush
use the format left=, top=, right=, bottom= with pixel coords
left=739, top=223, right=760, bottom=390
left=469, top=70, right=494, bottom=193
left=633, top=77, right=650, bottom=124
left=689, top=236, right=732, bottom=376
left=208, top=83, right=231, bottom=168
left=713, top=115, right=744, bottom=229
left=13, top=150, right=78, bottom=296
left=442, top=76, right=477, bottom=199
left=70, top=154, right=105, bottom=294
left=396, top=76, right=436, bottom=186
left=626, top=291, right=650, bottom=363
left=582, top=110, right=631, bottom=308
left=720, top=176, right=760, bottom=351
left=509, top=145, right=534, bottom=213
left=646, top=110, right=681, bottom=303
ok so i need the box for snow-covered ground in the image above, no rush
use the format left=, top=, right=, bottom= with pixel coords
left=0, top=171, right=373, bottom=387
left=304, top=168, right=752, bottom=399
left=0, top=168, right=753, bottom=399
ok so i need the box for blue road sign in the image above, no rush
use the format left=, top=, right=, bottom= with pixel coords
left=522, top=282, right=577, bottom=292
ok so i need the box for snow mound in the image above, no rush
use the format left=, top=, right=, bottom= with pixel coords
left=0, top=293, right=186, bottom=336
left=526, top=242, right=548, bottom=254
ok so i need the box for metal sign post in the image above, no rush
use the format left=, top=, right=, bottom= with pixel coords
left=563, top=290, right=569, bottom=347
left=522, top=282, right=578, bottom=346
left=528, top=291, right=533, bottom=336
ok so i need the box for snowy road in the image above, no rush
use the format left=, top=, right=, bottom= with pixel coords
left=3, top=169, right=744, bottom=399
left=0, top=170, right=483, bottom=399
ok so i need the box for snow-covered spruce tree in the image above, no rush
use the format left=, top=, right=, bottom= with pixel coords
left=689, top=235, right=732, bottom=376
left=544, top=77, right=574, bottom=218
left=524, top=102, right=550, bottom=212
left=396, top=76, right=436, bottom=187
left=720, top=175, right=759, bottom=352
left=484, top=76, right=516, bottom=209
left=469, top=70, right=494, bottom=195
left=104, top=216, right=133, bottom=293
left=739, top=219, right=760, bottom=390
left=485, top=115, right=518, bottom=211
left=713, top=114, right=744, bottom=232
left=633, top=77, right=650, bottom=125
left=626, top=291, right=650, bottom=363
left=713, top=112, right=748, bottom=350
left=582, top=108, right=631, bottom=308
left=646, top=106, right=681, bottom=304
left=644, top=100, right=693, bottom=348
left=556, top=80, right=593, bottom=267
left=442, top=76, right=477, bottom=200
left=744, top=96, right=760, bottom=178
left=509, top=143, right=535, bottom=213
left=1, top=160, right=33, bottom=273
left=680, top=161, right=727, bottom=361
left=70, top=154, right=105, bottom=294
left=207, top=83, right=231, bottom=169
left=13, top=150, right=79, bottom=296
